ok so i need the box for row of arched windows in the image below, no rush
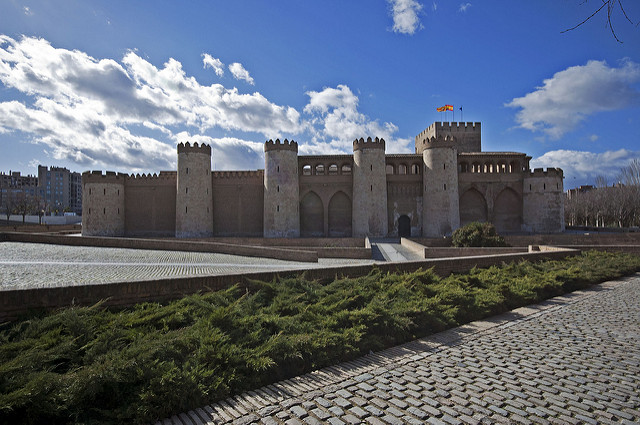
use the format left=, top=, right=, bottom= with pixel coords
left=386, top=163, right=421, bottom=175
left=459, top=160, right=523, bottom=174
left=301, top=163, right=352, bottom=176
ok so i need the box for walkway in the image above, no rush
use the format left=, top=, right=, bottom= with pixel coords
left=0, top=242, right=373, bottom=290
left=158, top=275, right=640, bottom=425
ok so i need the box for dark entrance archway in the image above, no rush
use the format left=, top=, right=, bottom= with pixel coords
left=398, top=215, right=411, bottom=238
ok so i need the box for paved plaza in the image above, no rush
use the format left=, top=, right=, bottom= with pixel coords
left=0, top=242, right=373, bottom=290
left=159, top=275, right=640, bottom=425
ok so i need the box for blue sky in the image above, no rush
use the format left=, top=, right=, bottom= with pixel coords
left=0, top=0, right=639, bottom=189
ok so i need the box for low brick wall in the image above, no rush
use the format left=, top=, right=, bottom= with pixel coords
left=1, top=232, right=318, bottom=263
left=205, top=237, right=366, bottom=248
left=422, top=247, right=527, bottom=258
left=0, top=247, right=580, bottom=321
left=505, top=233, right=640, bottom=246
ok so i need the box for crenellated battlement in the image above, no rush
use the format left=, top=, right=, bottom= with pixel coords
left=264, top=138, right=298, bottom=152
left=353, top=137, right=386, bottom=151
left=527, top=167, right=564, bottom=178
left=416, top=122, right=481, bottom=139
left=416, top=134, right=457, bottom=148
left=177, top=141, right=212, bottom=155
left=125, top=171, right=176, bottom=182
left=213, top=170, right=264, bottom=179
left=82, top=170, right=126, bottom=184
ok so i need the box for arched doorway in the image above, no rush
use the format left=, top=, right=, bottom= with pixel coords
left=328, top=191, right=352, bottom=237
left=459, top=189, right=488, bottom=226
left=494, top=188, right=522, bottom=233
left=300, top=191, right=324, bottom=237
left=398, top=215, right=411, bottom=238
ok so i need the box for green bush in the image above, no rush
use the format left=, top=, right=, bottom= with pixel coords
left=0, top=250, right=638, bottom=424
left=452, top=221, right=508, bottom=247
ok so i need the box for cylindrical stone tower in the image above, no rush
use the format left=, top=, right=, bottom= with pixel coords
left=352, top=137, right=388, bottom=238
left=422, top=135, right=460, bottom=237
left=175, top=142, right=213, bottom=238
left=263, top=139, right=300, bottom=238
left=81, top=171, right=126, bottom=236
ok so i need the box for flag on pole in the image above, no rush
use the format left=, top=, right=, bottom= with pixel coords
left=445, top=104, right=454, bottom=111
left=436, top=106, right=446, bottom=112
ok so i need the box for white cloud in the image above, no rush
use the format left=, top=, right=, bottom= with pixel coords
left=173, top=132, right=264, bottom=171
left=388, top=0, right=424, bottom=35
left=304, top=84, right=412, bottom=153
left=458, top=3, right=471, bottom=12
left=23, top=6, right=33, bottom=16
left=589, top=134, right=599, bottom=142
left=228, top=62, right=254, bottom=85
left=202, top=53, right=224, bottom=77
left=0, top=35, right=301, bottom=171
left=531, top=148, right=640, bottom=185
left=0, top=35, right=414, bottom=174
left=506, top=60, right=640, bottom=139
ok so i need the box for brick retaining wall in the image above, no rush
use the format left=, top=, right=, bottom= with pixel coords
left=0, top=248, right=580, bottom=321
left=1, top=232, right=318, bottom=263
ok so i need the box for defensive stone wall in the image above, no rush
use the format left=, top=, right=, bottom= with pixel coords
left=352, top=137, right=388, bottom=237
left=264, top=139, right=300, bottom=237
left=422, top=145, right=460, bottom=237
left=523, top=168, right=565, bottom=233
left=175, top=142, right=213, bottom=238
left=82, top=171, right=126, bottom=236
left=125, top=172, right=177, bottom=236
left=416, top=122, right=481, bottom=154
left=212, top=170, right=264, bottom=237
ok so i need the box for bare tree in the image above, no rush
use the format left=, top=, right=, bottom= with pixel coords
left=619, top=158, right=640, bottom=186
left=562, top=0, right=638, bottom=43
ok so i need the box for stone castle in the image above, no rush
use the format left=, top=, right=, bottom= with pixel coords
left=82, top=122, right=565, bottom=238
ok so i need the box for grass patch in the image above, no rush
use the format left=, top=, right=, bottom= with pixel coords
left=1, top=250, right=639, bottom=424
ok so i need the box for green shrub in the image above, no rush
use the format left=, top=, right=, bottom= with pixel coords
left=452, top=221, right=508, bottom=247
left=0, top=250, right=638, bottom=424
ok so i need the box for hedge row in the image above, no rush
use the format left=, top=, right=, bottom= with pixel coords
left=1, top=250, right=639, bottom=424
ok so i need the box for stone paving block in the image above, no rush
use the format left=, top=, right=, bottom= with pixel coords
left=364, top=417, right=386, bottom=425
left=260, top=417, right=278, bottom=425
left=161, top=277, right=640, bottom=425
left=303, top=417, right=323, bottom=425
left=381, top=414, right=404, bottom=425
left=310, top=408, right=330, bottom=420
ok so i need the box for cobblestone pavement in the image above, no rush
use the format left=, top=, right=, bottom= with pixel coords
left=158, top=275, right=640, bottom=425
left=0, top=242, right=373, bottom=290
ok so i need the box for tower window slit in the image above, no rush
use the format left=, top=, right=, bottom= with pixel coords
left=444, top=184, right=446, bottom=190
left=544, top=183, right=546, bottom=190
left=277, top=205, right=280, bottom=212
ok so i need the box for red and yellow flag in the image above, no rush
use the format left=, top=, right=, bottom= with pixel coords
left=437, top=104, right=454, bottom=112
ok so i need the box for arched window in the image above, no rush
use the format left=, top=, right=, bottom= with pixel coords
left=302, top=165, right=312, bottom=176
left=386, top=164, right=395, bottom=175
left=412, top=163, right=421, bottom=174
left=341, top=164, right=352, bottom=175
left=459, top=162, right=469, bottom=173
left=398, top=164, right=407, bottom=175
left=328, top=164, right=338, bottom=175
left=315, top=164, right=325, bottom=175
